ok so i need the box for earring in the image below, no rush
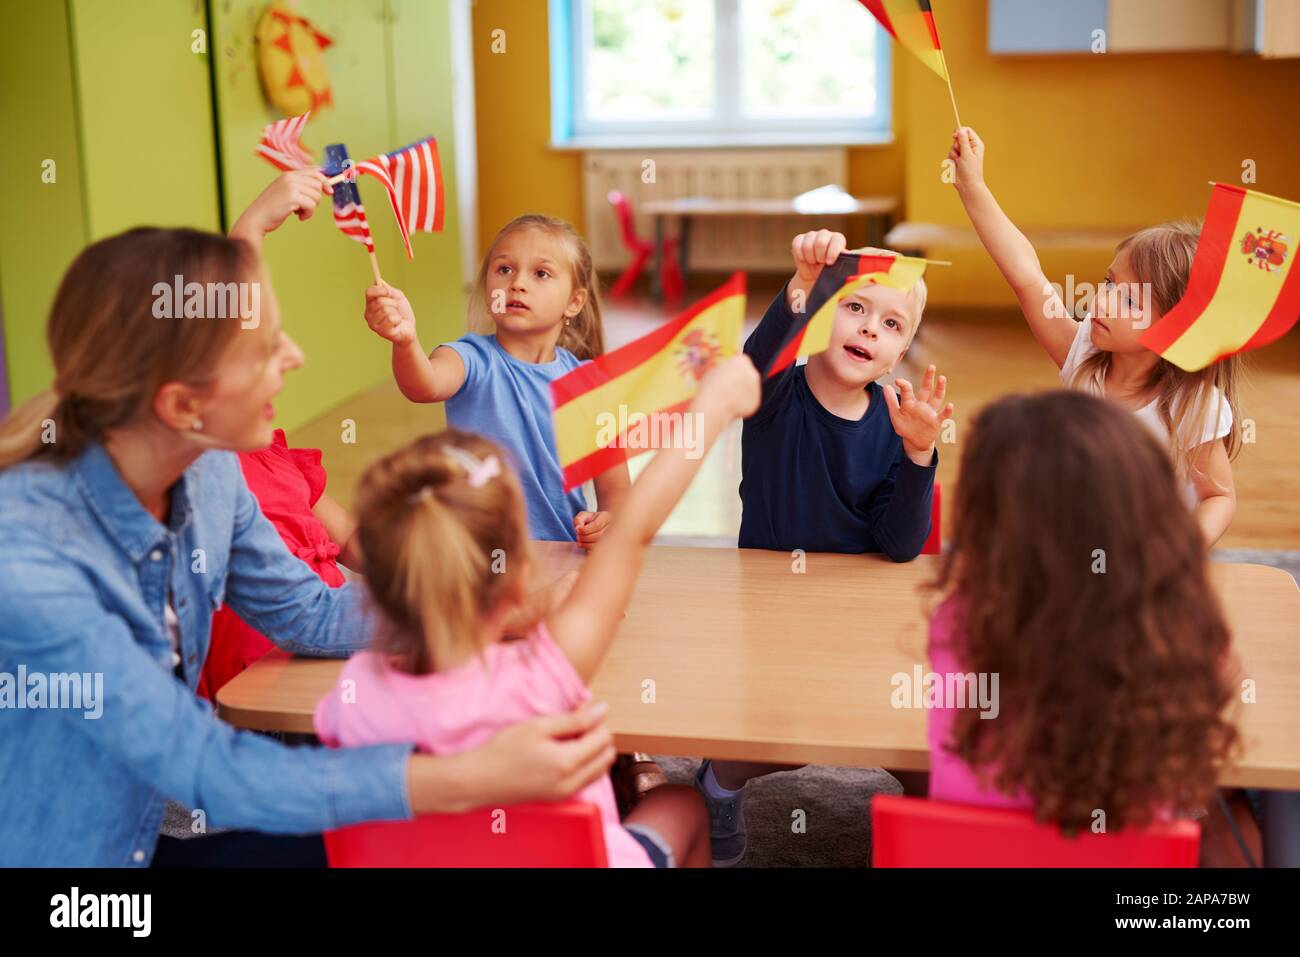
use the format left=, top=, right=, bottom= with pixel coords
left=192, top=419, right=204, bottom=432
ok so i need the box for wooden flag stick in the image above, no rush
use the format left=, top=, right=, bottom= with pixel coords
left=844, top=248, right=953, bottom=267
left=929, top=1, right=962, bottom=129
left=939, top=49, right=962, bottom=130
left=326, top=170, right=351, bottom=186
left=368, top=250, right=384, bottom=286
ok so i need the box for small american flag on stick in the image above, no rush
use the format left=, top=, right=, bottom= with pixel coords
left=356, top=136, right=445, bottom=258
left=332, top=180, right=374, bottom=254
left=255, top=111, right=314, bottom=171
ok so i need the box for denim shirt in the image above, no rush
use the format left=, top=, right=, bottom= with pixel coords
left=0, top=443, right=413, bottom=866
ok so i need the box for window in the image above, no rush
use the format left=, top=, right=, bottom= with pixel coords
left=551, top=0, right=892, bottom=147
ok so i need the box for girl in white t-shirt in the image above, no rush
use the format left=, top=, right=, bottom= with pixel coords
left=948, top=128, right=1241, bottom=545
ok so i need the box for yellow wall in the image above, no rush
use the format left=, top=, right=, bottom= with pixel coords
left=473, top=0, right=1300, bottom=306
left=900, top=0, right=1300, bottom=303
left=473, top=0, right=586, bottom=247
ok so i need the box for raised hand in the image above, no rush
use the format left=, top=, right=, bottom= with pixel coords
left=696, top=353, right=761, bottom=421
left=363, top=282, right=418, bottom=346
left=947, top=126, right=986, bottom=194
left=882, top=364, right=953, bottom=464
left=232, top=169, right=333, bottom=244
left=791, top=229, right=848, bottom=284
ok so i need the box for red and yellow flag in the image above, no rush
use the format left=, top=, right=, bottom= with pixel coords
left=767, top=252, right=928, bottom=377
left=1141, top=184, right=1300, bottom=371
left=551, top=273, right=746, bottom=490
left=858, top=0, right=948, bottom=80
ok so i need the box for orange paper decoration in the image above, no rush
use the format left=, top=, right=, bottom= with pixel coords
left=256, top=2, right=334, bottom=115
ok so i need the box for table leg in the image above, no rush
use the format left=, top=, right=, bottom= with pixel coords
left=869, top=212, right=886, bottom=249
left=651, top=215, right=664, bottom=304
left=679, top=215, right=692, bottom=291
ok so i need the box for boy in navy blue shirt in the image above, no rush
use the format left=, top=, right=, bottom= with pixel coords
left=741, top=229, right=951, bottom=557
left=698, top=229, right=955, bottom=865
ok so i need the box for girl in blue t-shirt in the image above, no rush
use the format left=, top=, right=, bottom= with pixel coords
left=363, top=214, right=629, bottom=544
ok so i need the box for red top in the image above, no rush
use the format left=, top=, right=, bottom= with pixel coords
left=197, top=430, right=345, bottom=700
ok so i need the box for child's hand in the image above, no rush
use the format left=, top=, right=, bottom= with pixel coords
left=364, top=283, right=418, bottom=346
left=948, top=127, right=985, bottom=193
left=791, top=229, right=848, bottom=286
left=882, top=365, right=953, bottom=465
left=232, top=169, right=332, bottom=242
left=696, top=354, right=761, bottom=420
left=574, top=511, right=612, bottom=550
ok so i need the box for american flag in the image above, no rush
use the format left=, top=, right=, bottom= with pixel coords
left=356, top=136, right=444, bottom=258
left=331, top=180, right=374, bottom=253
left=256, top=111, right=314, bottom=171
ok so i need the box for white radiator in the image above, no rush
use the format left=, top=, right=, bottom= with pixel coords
left=582, top=149, right=848, bottom=275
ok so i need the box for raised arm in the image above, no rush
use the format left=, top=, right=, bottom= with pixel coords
left=949, top=127, right=1076, bottom=368
left=547, top=356, right=761, bottom=681
left=229, top=169, right=332, bottom=256
left=363, top=283, right=467, bottom=402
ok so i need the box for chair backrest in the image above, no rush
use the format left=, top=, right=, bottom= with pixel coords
left=606, top=190, right=642, bottom=248
left=325, top=801, right=609, bottom=868
left=921, top=480, right=942, bottom=555
left=871, top=794, right=1200, bottom=867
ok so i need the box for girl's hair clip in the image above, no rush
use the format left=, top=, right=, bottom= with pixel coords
left=444, top=446, right=501, bottom=489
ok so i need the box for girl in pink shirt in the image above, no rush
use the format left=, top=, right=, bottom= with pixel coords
left=315, top=355, right=761, bottom=867
left=923, top=391, right=1240, bottom=832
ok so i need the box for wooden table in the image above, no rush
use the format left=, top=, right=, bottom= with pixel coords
left=216, top=543, right=1300, bottom=789
left=641, top=195, right=899, bottom=302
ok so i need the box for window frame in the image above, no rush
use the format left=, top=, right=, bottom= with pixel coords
left=551, top=0, right=893, bottom=148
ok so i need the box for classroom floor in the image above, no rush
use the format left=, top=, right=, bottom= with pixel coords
left=298, top=278, right=1300, bottom=553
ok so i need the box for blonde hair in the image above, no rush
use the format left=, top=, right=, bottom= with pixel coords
left=468, top=214, right=606, bottom=360
left=1068, top=222, right=1242, bottom=477
left=850, top=246, right=928, bottom=349
left=0, top=228, right=256, bottom=470
left=354, top=430, right=532, bottom=676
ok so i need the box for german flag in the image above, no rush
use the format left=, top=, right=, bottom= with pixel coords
left=1141, top=184, right=1300, bottom=372
left=766, top=252, right=928, bottom=377
left=551, top=273, right=746, bottom=490
left=859, top=1, right=948, bottom=80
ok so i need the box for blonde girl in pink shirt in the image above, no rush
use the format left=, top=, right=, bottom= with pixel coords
left=316, top=355, right=761, bottom=867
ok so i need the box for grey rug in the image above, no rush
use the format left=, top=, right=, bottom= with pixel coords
left=657, top=757, right=900, bottom=868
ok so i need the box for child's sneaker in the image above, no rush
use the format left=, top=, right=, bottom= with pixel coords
left=695, top=760, right=747, bottom=867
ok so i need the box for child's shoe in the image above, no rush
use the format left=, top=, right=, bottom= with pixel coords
left=695, top=760, right=747, bottom=867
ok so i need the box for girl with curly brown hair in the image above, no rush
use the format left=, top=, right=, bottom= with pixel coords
left=925, top=391, right=1241, bottom=833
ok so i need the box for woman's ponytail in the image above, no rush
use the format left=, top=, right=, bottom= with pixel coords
left=0, top=390, right=61, bottom=470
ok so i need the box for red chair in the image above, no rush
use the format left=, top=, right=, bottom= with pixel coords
left=324, top=802, right=608, bottom=868
left=871, top=795, right=1200, bottom=867
left=921, top=481, right=942, bottom=555
left=606, top=190, right=685, bottom=303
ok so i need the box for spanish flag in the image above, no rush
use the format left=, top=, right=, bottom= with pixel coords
left=766, top=252, right=928, bottom=377
left=1141, top=184, right=1300, bottom=372
left=858, top=0, right=948, bottom=80
left=551, top=273, right=746, bottom=490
